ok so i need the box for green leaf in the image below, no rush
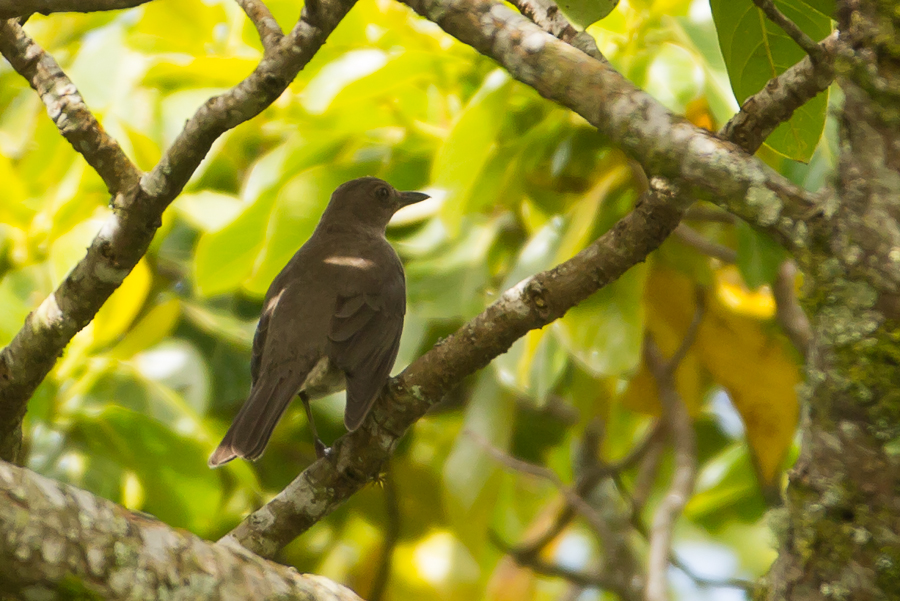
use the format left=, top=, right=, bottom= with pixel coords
left=710, top=0, right=832, bottom=161
left=557, top=0, right=620, bottom=29
left=435, top=70, right=512, bottom=234
left=243, top=166, right=352, bottom=296
left=92, top=258, right=153, bottom=347
left=736, top=221, right=788, bottom=288
left=302, top=50, right=389, bottom=114
left=143, top=57, right=259, bottom=91
left=134, top=340, right=212, bottom=416
left=442, top=375, right=516, bottom=552
left=175, top=191, right=244, bottom=232
left=326, top=50, right=439, bottom=111
left=493, top=329, right=569, bottom=404
left=554, top=263, right=647, bottom=376
left=128, top=0, right=228, bottom=55
left=494, top=219, right=570, bottom=401
left=193, top=191, right=276, bottom=297
left=181, top=301, right=256, bottom=349
left=48, top=218, right=104, bottom=285
left=110, top=298, right=181, bottom=360
left=685, top=443, right=759, bottom=520
left=405, top=218, right=499, bottom=319
left=70, top=406, right=222, bottom=535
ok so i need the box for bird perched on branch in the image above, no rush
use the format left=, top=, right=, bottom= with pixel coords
left=208, top=177, right=429, bottom=467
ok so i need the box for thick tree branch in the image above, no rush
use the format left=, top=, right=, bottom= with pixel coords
left=401, top=0, right=825, bottom=248
left=0, top=0, right=358, bottom=462
left=224, top=7, right=836, bottom=557
left=0, top=20, right=141, bottom=196
left=0, top=0, right=151, bottom=18
left=0, top=460, right=361, bottom=600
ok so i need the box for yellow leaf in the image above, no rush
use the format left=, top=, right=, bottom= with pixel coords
left=696, top=285, right=800, bottom=484
left=715, top=265, right=775, bottom=318
left=622, top=267, right=800, bottom=486
left=554, top=162, right=632, bottom=263
left=621, top=268, right=705, bottom=415
left=109, top=298, right=181, bottom=359
left=92, top=259, right=152, bottom=347
left=485, top=556, right=536, bottom=601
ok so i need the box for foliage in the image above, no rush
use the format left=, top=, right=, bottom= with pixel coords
left=0, top=0, right=835, bottom=598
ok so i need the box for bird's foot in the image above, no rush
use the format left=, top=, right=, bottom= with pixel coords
left=314, top=439, right=331, bottom=460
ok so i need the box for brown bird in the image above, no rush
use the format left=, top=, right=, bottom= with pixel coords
left=208, top=177, right=429, bottom=467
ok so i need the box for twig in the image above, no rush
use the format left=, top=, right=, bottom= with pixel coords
left=474, top=430, right=645, bottom=600
left=721, top=33, right=837, bottom=152
left=0, top=0, right=151, bottom=18
left=0, top=20, right=141, bottom=195
left=234, top=0, right=283, bottom=50
left=617, top=482, right=756, bottom=592
left=514, top=421, right=664, bottom=558
left=468, top=430, right=611, bottom=538
left=508, top=0, right=606, bottom=62
left=773, top=259, right=811, bottom=358
left=368, top=469, right=400, bottom=601
left=660, top=293, right=705, bottom=374
left=621, top=427, right=665, bottom=511
left=642, top=296, right=703, bottom=601
left=683, top=205, right=736, bottom=224
left=671, top=556, right=755, bottom=592
left=490, top=531, right=626, bottom=595
left=673, top=224, right=737, bottom=263
left=750, top=0, right=824, bottom=62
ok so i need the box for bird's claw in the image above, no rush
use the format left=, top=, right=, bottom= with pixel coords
left=314, top=439, right=331, bottom=460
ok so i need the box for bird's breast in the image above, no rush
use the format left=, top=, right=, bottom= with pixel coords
left=301, top=356, right=346, bottom=400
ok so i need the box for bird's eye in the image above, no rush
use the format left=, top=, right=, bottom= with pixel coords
left=376, top=186, right=390, bottom=201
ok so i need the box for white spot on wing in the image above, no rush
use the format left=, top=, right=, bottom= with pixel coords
left=324, top=256, right=375, bottom=269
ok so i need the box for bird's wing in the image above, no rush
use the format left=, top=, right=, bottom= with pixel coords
left=250, top=298, right=273, bottom=386
left=210, top=282, right=324, bottom=467
left=329, top=267, right=405, bottom=431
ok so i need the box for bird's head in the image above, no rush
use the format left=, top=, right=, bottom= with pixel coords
left=323, top=177, right=430, bottom=233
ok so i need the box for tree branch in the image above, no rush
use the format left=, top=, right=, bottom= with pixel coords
left=0, top=460, right=362, bottom=600
left=224, top=182, right=687, bottom=559
left=721, top=33, right=838, bottom=154
left=223, top=5, right=838, bottom=556
left=0, top=0, right=152, bottom=18
left=749, top=0, right=825, bottom=62
left=0, top=0, right=359, bottom=462
left=401, top=0, right=825, bottom=247
left=673, top=224, right=737, bottom=263
left=0, top=20, right=142, bottom=196
left=643, top=298, right=702, bottom=601
left=773, top=260, right=811, bottom=358
left=235, top=0, right=283, bottom=51
left=508, top=0, right=605, bottom=61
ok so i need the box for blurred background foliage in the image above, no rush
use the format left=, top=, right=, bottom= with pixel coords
left=0, top=0, right=834, bottom=598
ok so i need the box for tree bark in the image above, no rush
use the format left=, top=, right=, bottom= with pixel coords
left=762, top=0, right=900, bottom=598
left=0, top=460, right=362, bottom=600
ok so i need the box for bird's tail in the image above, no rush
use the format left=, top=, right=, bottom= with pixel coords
left=208, top=375, right=298, bottom=467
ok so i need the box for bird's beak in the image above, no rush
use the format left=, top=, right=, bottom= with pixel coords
left=398, top=191, right=430, bottom=207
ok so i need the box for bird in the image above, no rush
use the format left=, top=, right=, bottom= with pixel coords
left=208, top=177, right=430, bottom=467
